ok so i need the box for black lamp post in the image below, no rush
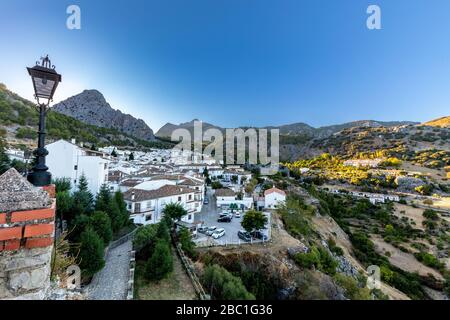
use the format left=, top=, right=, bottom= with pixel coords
left=27, top=55, right=62, bottom=187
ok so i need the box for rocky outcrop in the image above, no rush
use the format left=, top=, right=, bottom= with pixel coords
left=52, top=90, right=155, bottom=141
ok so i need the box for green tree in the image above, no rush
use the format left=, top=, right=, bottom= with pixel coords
left=95, top=184, right=112, bottom=212
left=128, top=152, right=134, bottom=161
left=241, top=210, right=268, bottom=233
left=89, top=211, right=113, bottom=245
left=178, top=227, right=196, bottom=258
left=69, top=214, right=91, bottom=242
left=202, top=264, right=255, bottom=300
left=133, top=224, right=158, bottom=259
left=162, top=203, right=187, bottom=224
left=71, top=174, right=94, bottom=219
left=423, top=209, right=438, bottom=220
left=114, top=191, right=129, bottom=216
left=78, top=228, right=105, bottom=277
left=108, top=199, right=124, bottom=232
left=53, top=177, right=71, bottom=193
left=111, top=148, right=118, bottom=157
left=156, top=220, right=171, bottom=242
left=211, top=181, right=223, bottom=189
left=56, top=191, right=73, bottom=222
left=145, top=240, right=173, bottom=281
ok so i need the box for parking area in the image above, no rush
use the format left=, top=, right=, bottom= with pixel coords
left=194, top=189, right=271, bottom=246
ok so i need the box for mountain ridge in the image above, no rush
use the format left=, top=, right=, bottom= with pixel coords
left=155, top=118, right=419, bottom=138
left=52, top=90, right=155, bottom=141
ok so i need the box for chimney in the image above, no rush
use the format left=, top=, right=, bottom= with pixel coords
left=131, top=191, right=135, bottom=201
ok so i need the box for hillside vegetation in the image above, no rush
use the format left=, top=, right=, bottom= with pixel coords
left=424, top=116, right=450, bottom=128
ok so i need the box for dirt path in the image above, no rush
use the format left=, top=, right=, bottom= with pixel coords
left=136, top=247, right=197, bottom=300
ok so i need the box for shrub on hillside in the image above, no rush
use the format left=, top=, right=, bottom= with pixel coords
left=202, top=264, right=255, bottom=300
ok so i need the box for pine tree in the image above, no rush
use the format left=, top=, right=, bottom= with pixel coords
left=95, top=184, right=112, bottom=212
left=71, top=174, right=94, bottom=220
left=89, top=211, right=113, bottom=245
left=113, top=191, right=130, bottom=230
left=156, top=221, right=170, bottom=243
left=128, top=152, right=134, bottom=161
left=78, top=228, right=105, bottom=277
left=145, top=240, right=173, bottom=281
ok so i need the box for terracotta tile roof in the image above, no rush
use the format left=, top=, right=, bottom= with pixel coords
left=179, top=177, right=204, bottom=186
left=215, top=188, right=236, bottom=197
left=123, top=185, right=195, bottom=202
left=120, top=179, right=143, bottom=187
left=264, top=187, right=286, bottom=196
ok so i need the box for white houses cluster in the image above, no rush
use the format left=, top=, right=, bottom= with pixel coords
left=43, top=139, right=287, bottom=229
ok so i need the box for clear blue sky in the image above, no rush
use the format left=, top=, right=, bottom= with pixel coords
left=1, top=0, right=449, bottom=131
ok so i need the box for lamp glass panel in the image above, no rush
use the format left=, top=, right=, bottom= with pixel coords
left=32, top=77, right=55, bottom=98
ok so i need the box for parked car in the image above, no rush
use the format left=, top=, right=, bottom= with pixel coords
left=251, top=230, right=268, bottom=241
left=198, top=226, right=208, bottom=234
left=212, top=228, right=226, bottom=239
left=234, top=212, right=241, bottom=218
left=217, top=215, right=232, bottom=223
left=206, top=226, right=217, bottom=236
left=219, top=212, right=233, bottom=217
left=237, top=230, right=252, bottom=242
left=203, top=198, right=209, bottom=205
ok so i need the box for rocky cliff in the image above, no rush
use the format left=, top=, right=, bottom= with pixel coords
left=52, top=90, right=155, bottom=141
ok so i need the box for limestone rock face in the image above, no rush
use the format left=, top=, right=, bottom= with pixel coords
left=52, top=90, right=155, bottom=141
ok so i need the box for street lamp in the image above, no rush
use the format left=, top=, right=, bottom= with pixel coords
left=27, top=55, right=62, bottom=186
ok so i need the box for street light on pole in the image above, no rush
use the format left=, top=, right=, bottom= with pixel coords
left=26, top=55, right=62, bottom=187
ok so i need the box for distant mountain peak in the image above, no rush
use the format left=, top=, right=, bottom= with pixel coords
left=52, top=90, right=155, bottom=141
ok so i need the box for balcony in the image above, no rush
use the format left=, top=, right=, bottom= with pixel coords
left=133, top=207, right=155, bottom=214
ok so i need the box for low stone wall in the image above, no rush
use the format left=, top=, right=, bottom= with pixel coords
left=0, top=171, right=56, bottom=300
left=127, top=250, right=135, bottom=300
left=0, top=202, right=56, bottom=299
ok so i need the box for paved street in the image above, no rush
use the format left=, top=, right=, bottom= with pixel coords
left=87, top=239, right=132, bottom=300
left=195, top=189, right=270, bottom=246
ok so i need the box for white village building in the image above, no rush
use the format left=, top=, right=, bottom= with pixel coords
left=123, top=185, right=198, bottom=225
left=215, top=188, right=253, bottom=210
left=46, top=139, right=109, bottom=195
left=264, top=187, right=286, bottom=209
